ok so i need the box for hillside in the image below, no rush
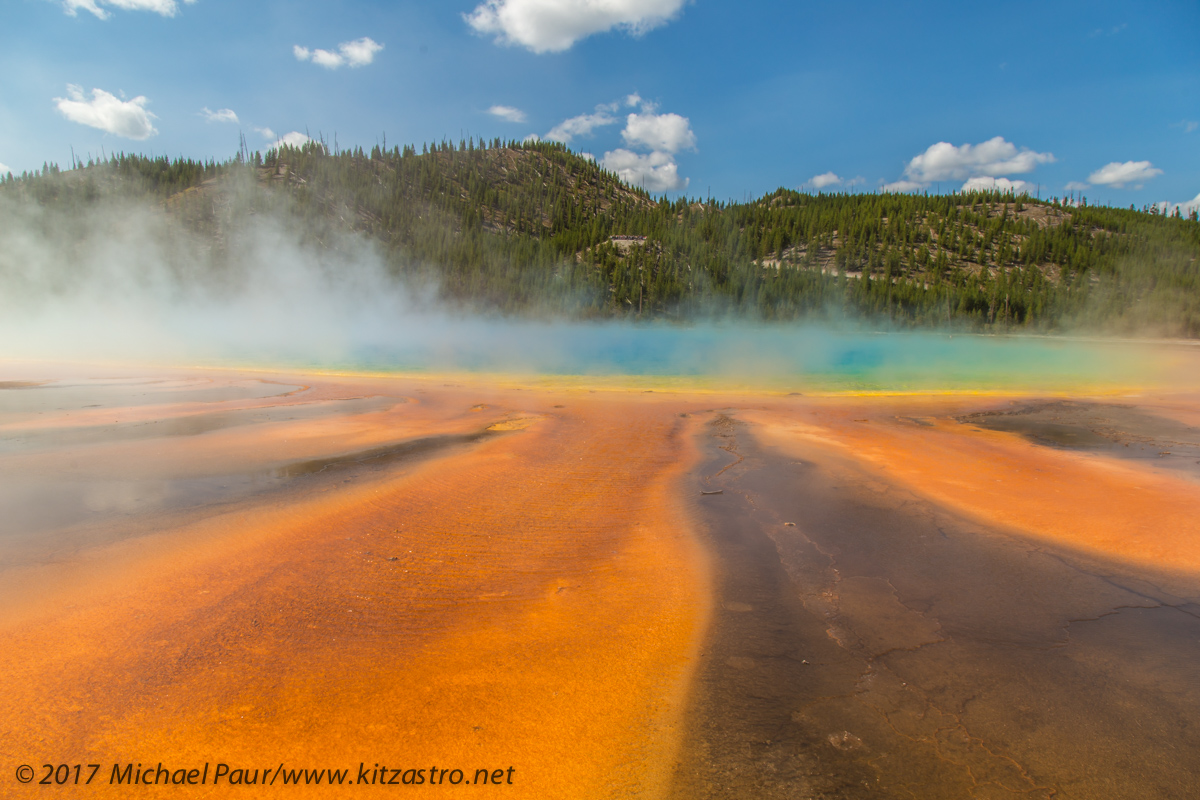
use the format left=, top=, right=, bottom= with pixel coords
left=3, top=139, right=1199, bottom=335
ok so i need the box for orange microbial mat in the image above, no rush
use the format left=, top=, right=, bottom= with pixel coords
left=2, top=362, right=1199, bottom=798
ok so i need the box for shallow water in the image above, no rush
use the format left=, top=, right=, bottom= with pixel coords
left=0, top=376, right=300, bottom=417
left=0, top=395, right=397, bottom=453
left=0, top=375, right=467, bottom=571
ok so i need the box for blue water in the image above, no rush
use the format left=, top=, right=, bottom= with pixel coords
left=262, top=322, right=1165, bottom=391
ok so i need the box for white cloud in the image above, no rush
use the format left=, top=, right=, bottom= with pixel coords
left=294, top=37, right=383, bottom=69
left=545, top=110, right=616, bottom=143
left=1154, top=192, right=1200, bottom=217
left=600, top=148, right=686, bottom=192
left=201, top=107, right=238, bottom=124
left=902, top=136, right=1054, bottom=182
left=960, top=176, right=1032, bottom=194
left=1187, top=122, right=1199, bottom=134
left=547, top=95, right=694, bottom=192
left=596, top=95, right=652, bottom=115
left=341, top=37, right=384, bottom=66
left=0, top=163, right=11, bottom=176
left=271, top=132, right=313, bottom=149
left=61, top=0, right=194, bottom=20
left=809, top=172, right=841, bottom=190
left=1089, top=22, right=1127, bottom=37
left=54, top=85, right=157, bottom=140
left=1087, top=160, right=1162, bottom=189
left=882, top=180, right=925, bottom=193
left=488, top=105, right=527, bottom=123
left=621, top=111, right=695, bottom=153
left=1064, top=181, right=1090, bottom=191
left=464, top=0, right=689, bottom=53
left=255, top=126, right=277, bottom=141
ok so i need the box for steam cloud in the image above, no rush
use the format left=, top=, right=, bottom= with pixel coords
left=0, top=188, right=423, bottom=364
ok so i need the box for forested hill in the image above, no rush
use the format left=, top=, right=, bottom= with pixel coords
left=4, top=138, right=1199, bottom=336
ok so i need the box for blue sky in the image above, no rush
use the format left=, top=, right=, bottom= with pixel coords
left=2, top=0, right=1197, bottom=210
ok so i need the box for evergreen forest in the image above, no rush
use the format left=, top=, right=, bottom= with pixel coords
left=3, top=138, right=1199, bottom=336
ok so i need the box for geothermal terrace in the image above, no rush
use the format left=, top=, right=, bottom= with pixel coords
left=2, top=360, right=1199, bottom=798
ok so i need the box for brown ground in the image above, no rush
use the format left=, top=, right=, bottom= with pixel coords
left=2, top=364, right=1199, bottom=797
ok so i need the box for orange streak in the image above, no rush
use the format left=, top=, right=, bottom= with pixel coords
left=744, top=395, right=1200, bottom=581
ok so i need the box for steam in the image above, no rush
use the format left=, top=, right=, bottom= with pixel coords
left=0, top=187, right=1185, bottom=392
left=0, top=189, right=425, bottom=364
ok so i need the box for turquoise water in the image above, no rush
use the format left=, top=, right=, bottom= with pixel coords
left=269, top=322, right=1181, bottom=392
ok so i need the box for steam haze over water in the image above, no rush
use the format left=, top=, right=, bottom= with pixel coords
left=0, top=194, right=1188, bottom=392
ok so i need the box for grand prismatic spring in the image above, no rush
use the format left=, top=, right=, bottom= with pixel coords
left=3, top=330, right=1200, bottom=798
